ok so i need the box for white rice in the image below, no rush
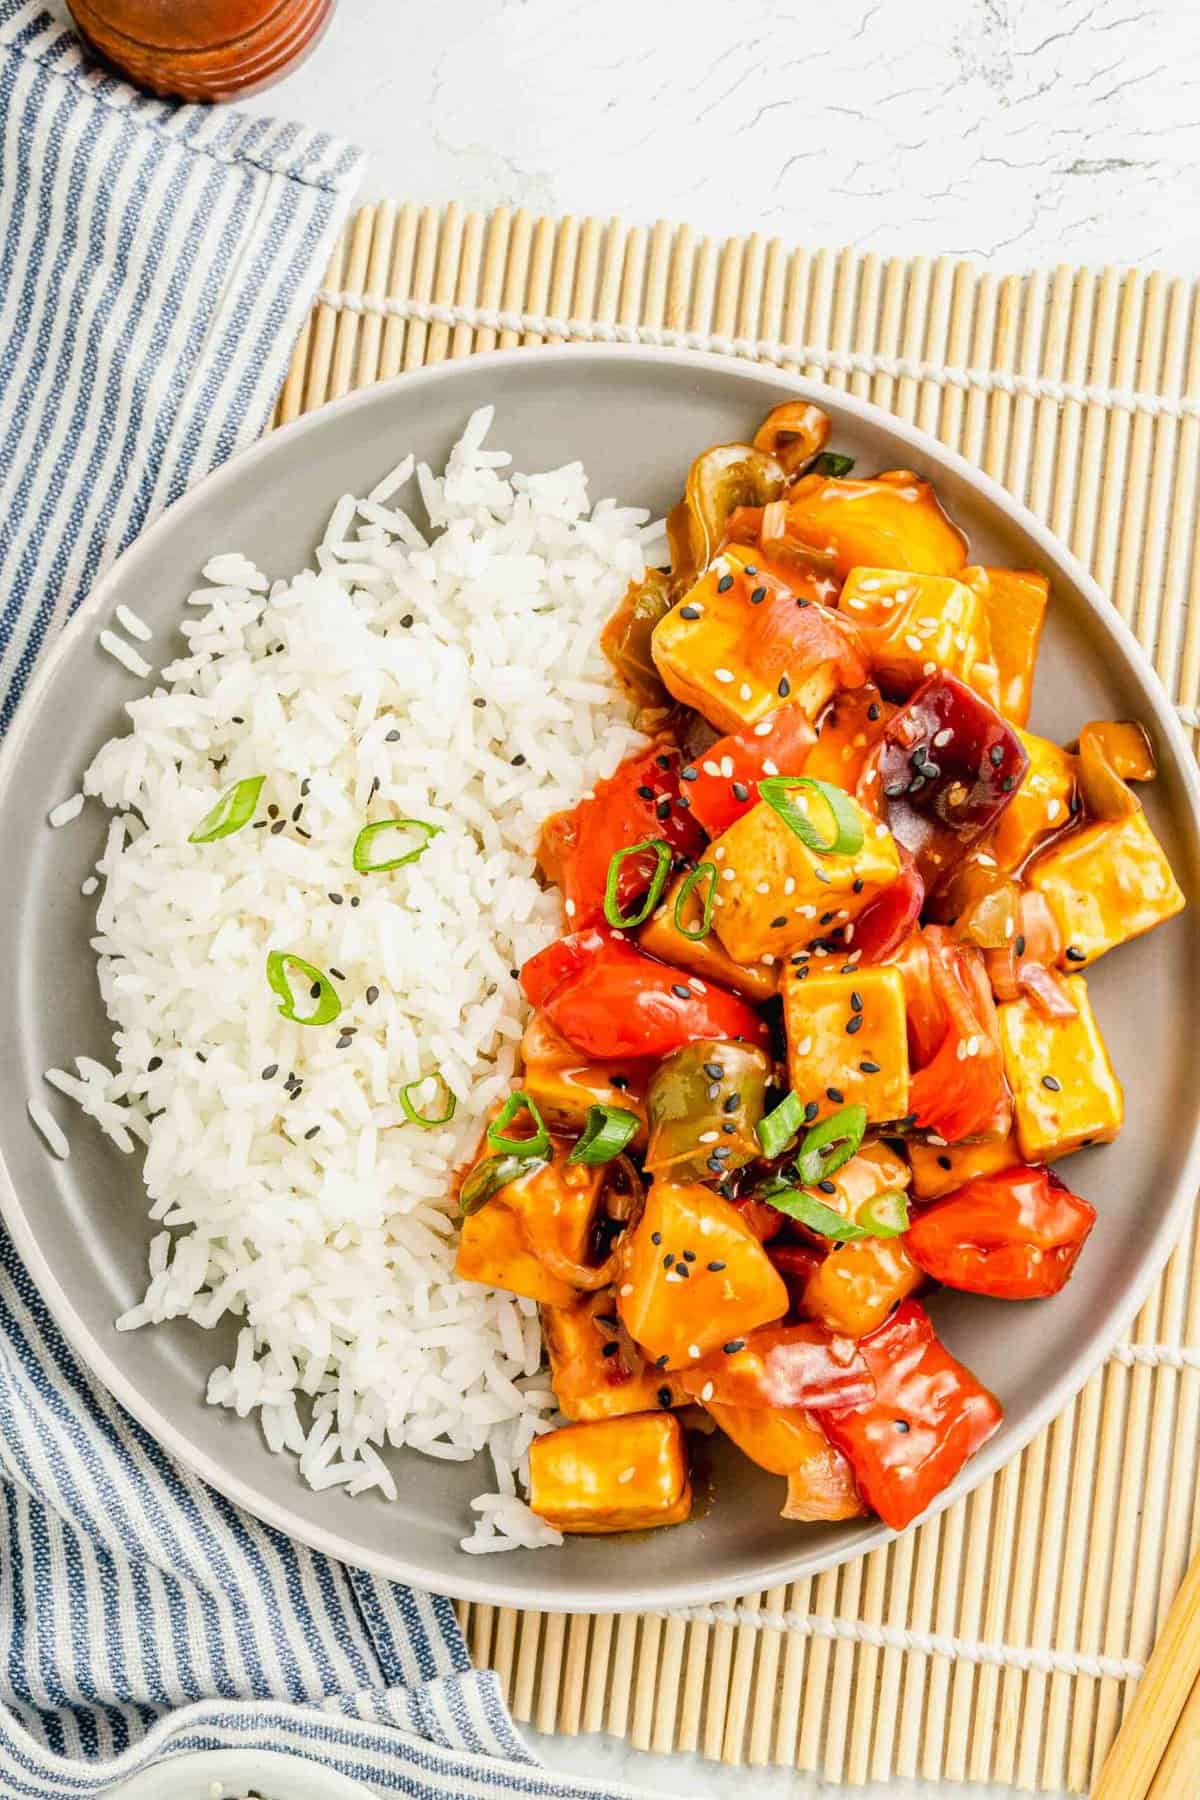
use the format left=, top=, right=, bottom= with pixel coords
left=48, top=792, right=84, bottom=828
left=115, top=603, right=153, bottom=642
left=98, top=631, right=151, bottom=678
left=57, top=407, right=650, bottom=1550
left=27, top=1099, right=69, bottom=1160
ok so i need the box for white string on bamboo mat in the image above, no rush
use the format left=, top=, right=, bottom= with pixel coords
left=663, top=1605, right=1144, bottom=1682
left=316, top=290, right=1200, bottom=423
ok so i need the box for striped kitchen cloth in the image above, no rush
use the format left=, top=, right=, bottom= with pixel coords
left=0, top=8, right=645, bottom=1799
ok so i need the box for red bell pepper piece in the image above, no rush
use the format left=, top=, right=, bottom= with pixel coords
left=678, top=1323, right=875, bottom=1413
left=904, top=1165, right=1096, bottom=1299
left=820, top=1300, right=1002, bottom=1530
left=520, top=929, right=769, bottom=1062
left=907, top=926, right=1012, bottom=1143
left=685, top=706, right=817, bottom=837
left=852, top=857, right=925, bottom=965
left=537, top=744, right=706, bottom=927
left=734, top=1196, right=787, bottom=1244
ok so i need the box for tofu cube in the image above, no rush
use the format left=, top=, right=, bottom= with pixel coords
left=455, top=1156, right=603, bottom=1307
left=781, top=964, right=910, bottom=1125
left=710, top=796, right=901, bottom=965
left=803, top=1237, right=924, bottom=1339
left=989, top=730, right=1076, bottom=871
left=963, top=566, right=1049, bottom=727
left=528, top=1413, right=692, bottom=1534
left=839, top=568, right=992, bottom=697
left=1029, top=810, right=1185, bottom=967
left=639, top=873, right=779, bottom=1002
left=908, top=1129, right=1023, bottom=1200
left=542, top=1296, right=686, bottom=1422
left=650, top=548, right=859, bottom=734
left=998, top=975, right=1124, bottom=1161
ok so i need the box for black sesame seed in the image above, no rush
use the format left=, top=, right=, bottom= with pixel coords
left=732, top=781, right=750, bottom=802
left=1066, top=946, right=1087, bottom=962
left=795, top=597, right=810, bottom=608
left=677, top=1261, right=691, bottom=1278
left=778, top=675, right=791, bottom=698
left=723, top=1340, right=746, bottom=1354
left=712, top=1146, right=731, bottom=1161
left=611, top=1074, right=629, bottom=1090
left=253, top=820, right=268, bottom=829
left=656, top=753, right=671, bottom=769
left=826, top=1088, right=843, bottom=1104
left=300, top=778, right=312, bottom=797
left=723, top=1093, right=741, bottom=1113
left=820, top=910, right=835, bottom=926
left=1015, top=934, right=1027, bottom=957
left=231, top=715, right=244, bottom=725
left=772, top=915, right=789, bottom=929
left=707, top=1261, right=726, bottom=1273
left=651, top=1231, right=662, bottom=1245
left=680, top=604, right=702, bottom=619
left=601, top=1341, right=620, bottom=1358
left=750, top=586, right=767, bottom=605
left=656, top=797, right=672, bottom=820
left=658, top=1386, right=673, bottom=1407
left=637, top=784, right=655, bottom=800
left=804, top=1100, right=820, bottom=1121
left=721, top=1121, right=737, bottom=1134
left=473, top=697, right=486, bottom=708
left=370, top=777, right=380, bottom=797
left=310, top=981, right=322, bottom=999
left=867, top=703, right=881, bottom=722
left=681, top=765, right=698, bottom=782
left=683, top=1249, right=696, bottom=1262
left=1001, top=774, right=1016, bottom=791
left=706, top=1155, right=724, bottom=1173
left=717, top=574, right=734, bottom=593
left=671, top=983, right=691, bottom=999
left=840, top=962, right=859, bottom=975
left=818, top=1178, right=837, bottom=1195
left=270, top=820, right=286, bottom=835
left=329, top=967, right=345, bottom=982
left=703, top=1063, right=724, bottom=1080
left=884, top=780, right=908, bottom=799
left=656, top=1354, right=670, bottom=1368
left=349, top=895, right=359, bottom=906
left=859, top=1060, right=880, bottom=1074
left=937, top=1154, right=953, bottom=1170
left=850, top=990, right=863, bottom=1013
left=329, top=892, right=344, bottom=905
left=399, top=613, right=414, bottom=629
left=148, top=1056, right=163, bottom=1073
left=386, top=729, right=402, bottom=742
left=296, top=828, right=312, bottom=840
left=989, top=744, right=1005, bottom=767
left=852, top=878, right=864, bottom=893
left=336, top=1035, right=353, bottom=1050
left=304, top=1125, right=320, bottom=1140
left=896, top=1113, right=917, bottom=1130
left=1042, top=1074, right=1062, bottom=1091
left=894, top=1419, right=910, bottom=1433
left=846, top=1015, right=864, bottom=1035
left=291, top=804, right=303, bottom=823
left=745, top=565, right=757, bottom=576
left=512, top=753, right=527, bottom=767
left=663, top=1252, right=675, bottom=1268
left=676, top=794, right=691, bottom=811
left=365, top=986, right=379, bottom=1005
left=267, top=805, right=279, bottom=819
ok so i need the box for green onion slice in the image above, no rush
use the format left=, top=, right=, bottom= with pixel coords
left=757, top=1090, right=807, bottom=1160
left=568, top=1103, right=639, bottom=1165
left=811, top=451, right=856, bottom=479
left=486, top=1090, right=551, bottom=1158
left=460, top=1152, right=545, bottom=1215
left=674, top=860, right=717, bottom=941
left=603, top=838, right=673, bottom=929
left=794, top=1103, right=868, bottom=1186
left=759, top=1185, right=870, bottom=1242
left=266, top=951, right=342, bottom=1027
left=399, top=1071, right=457, bottom=1129
left=759, top=776, right=864, bottom=857
left=353, top=817, right=441, bottom=874
left=858, top=1189, right=910, bottom=1237
left=189, top=775, right=265, bottom=843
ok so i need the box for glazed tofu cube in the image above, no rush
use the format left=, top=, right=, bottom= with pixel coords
left=998, top=976, right=1124, bottom=1161
left=839, top=568, right=991, bottom=697
left=989, top=730, right=1076, bottom=871
left=650, top=548, right=865, bottom=734
left=803, top=1237, right=923, bottom=1338
left=542, top=1295, right=686, bottom=1421
left=638, top=873, right=779, bottom=1003
left=710, top=796, right=901, bottom=965
left=520, top=1016, right=649, bottom=1152
left=781, top=964, right=909, bottom=1125
left=963, top=566, right=1049, bottom=727
left=908, top=1129, right=1023, bottom=1200
left=1029, top=810, right=1185, bottom=967
left=528, top=1413, right=692, bottom=1534
left=779, top=470, right=968, bottom=579
left=455, top=1155, right=603, bottom=1307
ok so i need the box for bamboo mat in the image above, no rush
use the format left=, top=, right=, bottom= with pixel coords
left=277, top=202, right=1200, bottom=1795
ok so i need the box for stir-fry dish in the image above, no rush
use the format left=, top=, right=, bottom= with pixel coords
left=454, top=403, right=1186, bottom=1539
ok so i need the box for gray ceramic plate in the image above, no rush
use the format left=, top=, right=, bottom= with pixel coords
left=2, top=346, right=1199, bottom=1612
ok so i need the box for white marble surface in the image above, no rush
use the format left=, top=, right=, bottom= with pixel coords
left=250, top=0, right=1200, bottom=275
left=240, top=4, right=1194, bottom=1792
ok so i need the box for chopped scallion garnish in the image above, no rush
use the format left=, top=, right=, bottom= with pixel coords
left=460, top=1152, right=545, bottom=1215
left=486, top=1090, right=551, bottom=1158
left=352, top=817, right=441, bottom=874
left=759, top=776, right=864, bottom=856
left=758, top=1186, right=869, bottom=1241
left=757, top=1090, right=806, bottom=1160
left=794, top=1102, right=868, bottom=1186
left=399, top=1071, right=457, bottom=1129
left=265, top=951, right=342, bottom=1026
left=674, top=860, right=717, bottom=941
left=811, top=451, right=856, bottom=479
left=189, top=775, right=265, bottom=843
left=568, top=1103, right=639, bottom=1165
left=603, top=838, right=673, bottom=929
left=858, top=1189, right=910, bottom=1237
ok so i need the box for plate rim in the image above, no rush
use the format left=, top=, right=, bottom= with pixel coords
left=3, top=340, right=1199, bottom=1611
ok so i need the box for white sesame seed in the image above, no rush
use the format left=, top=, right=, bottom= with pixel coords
left=739, top=684, right=753, bottom=701
left=927, top=1134, right=947, bottom=1147
left=721, top=756, right=735, bottom=778
left=697, top=1130, right=720, bottom=1144
left=703, top=759, right=721, bottom=776
left=714, top=668, right=735, bottom=684
left=618, top=1466, right=636, bottom=1484
left=722, top=867, right=735, bottom=881
left=762, top=759, right=779, bottom=776
left=975, top=852, right=996, bottom=867
left=797, top=1035, right=814, bottom=1056
left=846, top=949, right=862, bottom=964
left=689, top=978, right=706, bottom=994
left=689, top=1344, right=701, bottom=1359
left=799, top=904, right=816, bottom=918
left=564, top=898, right=576, bottom=917
left=966, top=1035, right=981, bottom=1057
left=923, top=660, right=937, bottom=675
left=904, top=634, right=923, bottom=653
left=783, top=876, right=796, bottom=895
left=761, top=953, right=775, bottom=966
left=1046, top=799, right=1062, bottom=821
left=620, top=1283, right=634, bottom=1296
left=754, top=720, right=774, bottom=736
left=956, top=1039, right=968, bottom=1061
left=714, top=844, right=726, bottom=860
left=875, top=822, right=890, bottom=837
left=755, top=881, right=770, bottom=895
left=701, top=1381, right=715, bottom=1403
left=844, top=922, right=855, bottom=942
left=933, top=727, right=953, bottom=747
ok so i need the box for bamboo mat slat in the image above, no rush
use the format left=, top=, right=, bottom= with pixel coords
left=277, top=204, right=1200, bottom=1794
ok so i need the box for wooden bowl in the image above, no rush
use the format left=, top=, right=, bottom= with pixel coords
left=65, top=0, right=334, bottom=101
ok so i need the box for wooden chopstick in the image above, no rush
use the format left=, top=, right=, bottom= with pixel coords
left=1093, top=1541, right=1200, bottom=1799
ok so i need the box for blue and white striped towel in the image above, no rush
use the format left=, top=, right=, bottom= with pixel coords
left=0, top=8, right=641, bottom=1797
